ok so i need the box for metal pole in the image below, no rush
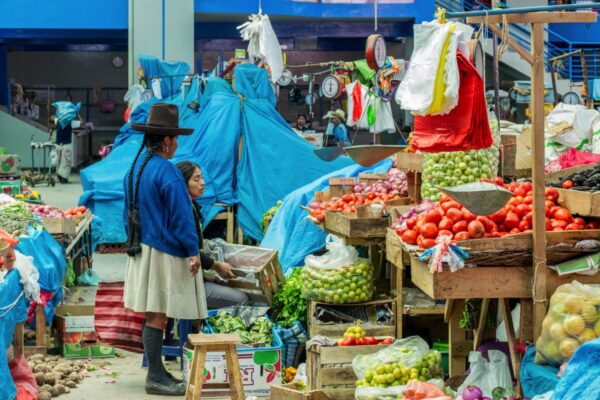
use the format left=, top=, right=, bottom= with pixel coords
left=446, top=2, right=599, bottom=18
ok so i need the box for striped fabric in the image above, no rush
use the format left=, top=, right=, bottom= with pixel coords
left=94, top=282, right=145, bottom=353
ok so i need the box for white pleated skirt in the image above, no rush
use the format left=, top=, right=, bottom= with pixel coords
left=124, top=244, right=208, bottom=320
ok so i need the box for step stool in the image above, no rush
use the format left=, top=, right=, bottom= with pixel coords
left=142, top=319, right=193, bottom=370
left=185, top=333, right=244, bottom=400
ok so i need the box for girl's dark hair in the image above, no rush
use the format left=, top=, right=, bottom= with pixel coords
left=176, top=161, right=200, bottom=184
left=297, top=113, right=308, bottom=121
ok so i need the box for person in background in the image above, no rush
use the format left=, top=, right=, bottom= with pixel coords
left=123, top=103, right=202, bottom=396
left=295, top=113, right=311, bottom=132
left=176, top=161, right=250, bottom=308
left=54, top=116, right=77, bottom=184
left=323, top=109, right=351, bottom=147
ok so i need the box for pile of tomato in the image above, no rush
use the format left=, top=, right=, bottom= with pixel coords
left=308, top=193, right=403, bottom=223
left=395, top=179, right=599, bottom=249
left=338, top=336, right=394, bottom=346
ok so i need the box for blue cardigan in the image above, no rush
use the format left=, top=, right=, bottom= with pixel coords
left=123, top=151, right=199, bottom=258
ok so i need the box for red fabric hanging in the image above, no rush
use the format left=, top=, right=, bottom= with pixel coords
left=94, top=282, right=145, bottom=353
left=352, top=82, right=363, bottom=123
left=411, top=52, right=493, bottom=152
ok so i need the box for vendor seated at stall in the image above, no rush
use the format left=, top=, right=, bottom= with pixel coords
left=295, top=113, right=311, bottom=132
left=323, top=109, right=351, bottom=147
left=176, top=161, right=249, bottom=308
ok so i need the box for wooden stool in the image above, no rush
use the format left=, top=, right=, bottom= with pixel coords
left=185, top=333, right=244, bottom=400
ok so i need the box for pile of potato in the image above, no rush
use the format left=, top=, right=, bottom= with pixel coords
left=28, top=354, right=85, bottom=399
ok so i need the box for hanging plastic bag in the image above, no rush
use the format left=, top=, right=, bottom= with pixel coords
left=302, top=235, right=373, bottom=304
left=535, top=281, right=600, bottom=367
left=457, top=350, right=513, bottom=398
left=238, top=14, right=283, bottom=83
left=411, top=53, right=493, bottom=153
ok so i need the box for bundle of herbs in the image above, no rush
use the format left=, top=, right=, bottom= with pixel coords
left=208, top=310, right=273, bottom=347
left=272, top=267, right=306, bottom=328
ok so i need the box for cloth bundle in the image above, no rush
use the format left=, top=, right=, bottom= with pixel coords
left=237, top=14, right=283, bottom=83
left=411, top=52, right=493, bottom=152
left=51, top=101, right=81, bottom=129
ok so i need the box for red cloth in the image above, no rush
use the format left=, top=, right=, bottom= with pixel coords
left=94, top=282, right=145, bottom=353
left=27, top=290, right=53, bottom=323
left=352, top=82, right=363, bottom=123
left=412, top=52, right=493, bottom=152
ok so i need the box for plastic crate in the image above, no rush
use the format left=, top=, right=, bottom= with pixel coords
left=433, top=341, right=449, bottom=375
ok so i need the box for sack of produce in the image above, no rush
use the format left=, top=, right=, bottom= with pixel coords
left=535, top=281, right=600, bottom=366
left=302, top=235, right=374, bottom=304
left=353, top=336, right=443, bottom=399
left=421, top=117, right=499, bottom=201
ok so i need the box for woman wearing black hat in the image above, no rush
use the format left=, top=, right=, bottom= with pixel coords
left=123, top=103, right=204, bottom=396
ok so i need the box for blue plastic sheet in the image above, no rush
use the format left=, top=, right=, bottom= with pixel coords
left=139, top=54, right=190, bottom=99
left=520, top=347, right=559, bottom=399
left=0, top=270, right=29, bottom=400
left=552, top=338, right=600, bottom=400
left=260, top=159, right=393, bottom=274
left=15, top=227, right=67, bottom=325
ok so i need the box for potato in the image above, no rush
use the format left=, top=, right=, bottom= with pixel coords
left=34, top=364, right=50, bottom=373
left=65, top=381, right=77, bottom=389
left=29, top=354, right=45, bottom=361
left=44, top=372, right=60, bottom=386
left=39, top=384, right=53, bottom=392
left=73, top=360, right=84, bottom=368
left=34, top=372, right=45, bottom=386
left=38, top=392, right=52, bottom=400
left=50, top=384, right=68, bottom=396
left=67, top=372, right=81, bottom=383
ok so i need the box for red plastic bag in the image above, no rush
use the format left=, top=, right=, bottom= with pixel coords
left=545, top=148, right=600, bottom=173
left=403, top=381, right=452, bottom=400
left=9, top=356, right=37, bottom=400
left=412, top=52, right=492, bottom=153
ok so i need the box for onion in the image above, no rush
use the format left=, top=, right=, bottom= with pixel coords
left=462, top=386, right=483, bottom=400
left=309, top=202, right=320, bottom=209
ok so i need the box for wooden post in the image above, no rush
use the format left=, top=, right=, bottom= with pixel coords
left=530, top=23, right=548, bottom=341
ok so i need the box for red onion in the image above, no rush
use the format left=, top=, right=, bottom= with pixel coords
left=482, top=397, right=491, bottom=400
left=462, top=386, right=483, bottom=400
left=309, top=202, right=320, bottom=209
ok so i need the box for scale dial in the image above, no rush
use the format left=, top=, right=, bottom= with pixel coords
left=277, top=69, right=293, bottom=86
left=366, top=34, right=387, bottom=70
left=322, top=75, right=343, bottom=99
left=305, top=93, right=317, bottom=106
left=562, top=91, right=580, bottom=105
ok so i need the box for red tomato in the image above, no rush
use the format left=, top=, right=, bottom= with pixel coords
left=565, top=223, right=585, bottom=231
left=446, top=208, right=463, bottom=223
left=488, top=209, right=507, bottom=224
left=545, top=200, right=555, bottom=209
left=514, top=186, right=526, bottom=197
left=452, top=220, right=468, bottom=234
left=454, top=231, right=471, bottom=241
left=438, top=229, right=454, bottom=239
left=476, top=216, right=497, bottom=233
left=366, top=192, right=376, bottom=200
left=425, top=209, right=443, bottom=225
left=523, top=211, right=533, bottom=225
left=521, top=182, right=533, bottom=194
left=549, top=206, right=561, bottom=218
left=441, top=201, right=462, bottom=212
left=495, top=177, right=505, bottom=187
left=462, top=209, right=477, bottom=222
left=420, top=238, right=436, bottom=249
left=508, top=196, right=524, bottom=207
left=440, top=194, right=452, bottom=203
left=551, top=220, right=567, bottom=229
left=341, top=337, right=356, bottom=346
left=546, top=218, right=553, bottom=231
left=438, top=217, right=454, bottom=231
left=467, top=220, right=485, bottom=238
left=342, top=194, right=353, bottom=203
left=316, top=213, right=325, bottom=222
left=401, top=230, right=418, bottom=245
left=515, top=204, right=530, bottom=218
left=587, top=221, right=600, bottom=229
left=562, top=180, right=574, bottom=189
left=420, top=223, right=439, bottom=239
left=523, top=195, right=533, bottom=205
left=518, top=220, right=531, bottom=232
left=406, top=218, right=417, bottom=230
left=509, top=228, right=521, bottom=235
left=545, top=187, right=559, bottom=202
left=573, top=217, right=586, bottom=226
left=415, top=218, right=425, bottom=232
left=380, top=337, right=394, bottom=345
left=554, top=208, right=573, bottom=223
left=504, top=212, right=520, bottom=230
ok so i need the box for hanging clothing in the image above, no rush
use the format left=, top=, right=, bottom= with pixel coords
left=345, top=81, right=370, bottom=129
left=369, top=98, right=396, bottom=134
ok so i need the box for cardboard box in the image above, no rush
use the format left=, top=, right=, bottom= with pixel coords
left=0, top=154, right=20, bottom=176
left=43, top=217, right=77, bottom=235
left=515, top=127, right=532, bottom=170
left=55, top=306, right=115, bottom=359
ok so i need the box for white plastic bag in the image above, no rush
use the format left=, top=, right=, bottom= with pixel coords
left=304, top=235, right=358, bottom=270
left=457, top=351, right=513, bottom=398
left=237, top=14, right=283, bottom=83
left=496, top=303, right=521, bottom=342
left=592, top=118, right=600, bottom=154
left=13, top=250, right=41, bottom=303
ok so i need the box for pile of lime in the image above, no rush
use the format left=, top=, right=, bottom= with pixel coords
left=302, top=259, right=374, bottom=304
left=355, top=351, right=442, bottom=389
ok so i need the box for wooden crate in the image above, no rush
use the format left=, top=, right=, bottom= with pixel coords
left=203, top=244, right=284, bottom=305
left=358, top=173, right=389, bottom=185
left=410, top=256, right=532, bottom=300
left=395, top=152, right=423, bottom=172
left=385, top=228, right=404, bottom=268
left=557, top=188, right=600, bottom=217
left=308, top=298, right=396, bottom=338
left=324, top=212, right=389, bottom=239
left=271, top=383, right=331, bottom=400
left=406, top=171, right=422, bottom=204
left=43, top=217, right=76, bottom=235
left=545, top=164, right=595, bottom=185
left=307, top=342, right=392, bottom=400
left=329, top=178, right=357, bottom=198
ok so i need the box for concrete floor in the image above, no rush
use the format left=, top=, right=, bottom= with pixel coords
left=35, top=173, right=191, bottom=400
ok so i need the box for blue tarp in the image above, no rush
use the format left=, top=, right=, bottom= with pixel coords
left=0, top=270, right=29, bottom=400
left=260, top=159, right=393, bottom=275
left=139, top=54, right=190, bottom=99
left=552, top=338, right=600, bottom=400
left=520, top=347, right=559, bottom=399
left=15, top=227, right=67, bottom=325
left=80, top=63, right=360, bottom=246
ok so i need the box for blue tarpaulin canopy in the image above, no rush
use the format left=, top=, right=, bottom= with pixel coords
left=79, top=61, right=357, bottom=246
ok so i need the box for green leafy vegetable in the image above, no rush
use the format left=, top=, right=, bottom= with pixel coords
left=208, top=312, right=273, bottom=347
left=261, top=200, right=282, bottom=234
left=272, top=267, right=307, bottom=328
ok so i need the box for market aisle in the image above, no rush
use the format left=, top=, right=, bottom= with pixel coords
left=34, top=173, right=83, bottom=210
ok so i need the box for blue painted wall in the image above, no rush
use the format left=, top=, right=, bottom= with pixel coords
left=549, top=22, right=600, bottom=45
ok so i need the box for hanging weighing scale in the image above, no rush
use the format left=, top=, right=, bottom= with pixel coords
left=562, top=91, right=580, bottom=105
left=366, top=34, right=387, bottom=71
left=321, top=75, right=345, bottom=100
left=436, top=182, right=514, bottom=216
left=278, top=69, right=293, bottom=87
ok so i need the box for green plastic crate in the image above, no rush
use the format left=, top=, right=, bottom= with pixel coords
left=433, top=341, right=449, bottom=375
